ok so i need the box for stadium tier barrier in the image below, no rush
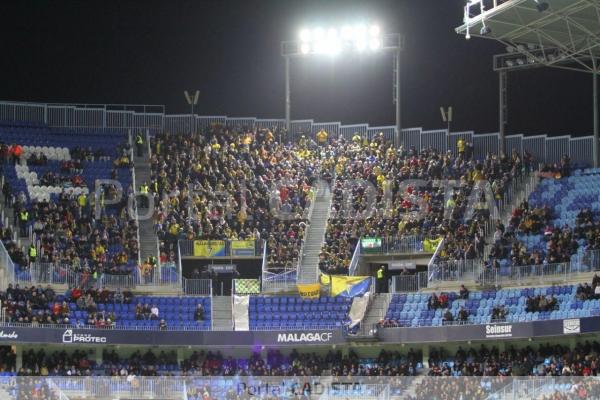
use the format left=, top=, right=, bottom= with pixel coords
left=2, top=376, right=600, bottom=400
left=0, top=100, right=593, bottom=166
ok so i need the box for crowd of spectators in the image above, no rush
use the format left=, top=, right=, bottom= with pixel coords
left=525, top=295, right=559, bottom=313
left=442, top=307, right=469, bottom=324
left=320, top=134, right=528, bottom=274
left=576, top=275, right=600, bottom=300
left=427, top=292, right=449, bottom=310
left=539, top=379, right=600, bottom=400
left=491, top=305, right=507, bottom=322
left=20, top=348, right=94, bottom=376
left=149, top=127, right=316, bottom=273
left=11, top=378, right=60, bottom=400
left=428, top=341, right=600, bottom=377
left=2, top=139, right=140, bottom=282
left=101, top=349, right=178, bottom=376
left=487, top=221, right=580, bottom=268
left=0, top=284, right=132, bottom=326
left=0, top=346, right=16, bottom=373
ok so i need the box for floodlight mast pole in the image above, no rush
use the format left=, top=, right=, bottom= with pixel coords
left=285, top=55, right=291, bottom=134
left=594, top=69, right=598, bottom=168
left=395, top=47, right=402, bottom=147
left=498, top=70, right=507, bottom=156
left=282, top=31, right=403, bottom=145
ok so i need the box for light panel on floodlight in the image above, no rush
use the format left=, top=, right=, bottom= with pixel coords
left=295, top=23, right=385, bottom=55
left=369, top=38, right=381, bottom=50
left=341, top=25, right=353, bottom=39
left=313, top=27, right=325, bottom=41
left=299, top=29, right=311, bottom=42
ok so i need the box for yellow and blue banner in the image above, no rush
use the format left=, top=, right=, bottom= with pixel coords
left=330, top=275, right=371, bottom=298
left=297, top=283, right=321, bottom=299
left=231, top=240, right=255, bottom=256
left=193, top=240, right=226, bottom=257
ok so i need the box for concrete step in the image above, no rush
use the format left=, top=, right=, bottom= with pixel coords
left=211, top=296, right=233, bottom=331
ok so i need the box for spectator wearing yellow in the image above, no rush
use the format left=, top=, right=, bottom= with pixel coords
left=457, top=138, right=465, bottom=155
left=316, top=129, right=328, bottom=145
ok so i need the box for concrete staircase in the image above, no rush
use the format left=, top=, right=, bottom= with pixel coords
left=212, top=296, right=233, bottom=331
left=298, top=180, right=332, bottom=284
left=133, top=155, right=159, bottom=264
left=361, top=293, right=391, bottom=330
left=482, top=172, right=539, bottom=259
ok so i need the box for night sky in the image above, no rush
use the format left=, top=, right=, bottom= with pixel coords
left=0, top=0, right=595, bottom=136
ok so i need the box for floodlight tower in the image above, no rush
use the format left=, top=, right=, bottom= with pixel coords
left=281, top=25, right=404, bottom=145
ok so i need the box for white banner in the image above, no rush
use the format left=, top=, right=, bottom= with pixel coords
left=348, top=292, right=371, bottom=329
left=233, top=295, right=250, bottom=331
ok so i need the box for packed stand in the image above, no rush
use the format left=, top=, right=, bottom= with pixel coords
left=149, top=127, right=318, bottom=275
left=320, top=134, right=527, bottom=275
left=0, top=122, right=141, bottom=283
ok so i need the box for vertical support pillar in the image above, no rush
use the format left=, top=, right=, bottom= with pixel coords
left=422, top=344, right=430, bottom=368
left=594, top=70, right=598, bottom=168
left=394, top=49, right=402, bottom=147
left=499, top=70, right=507, bottom=156
left=285, top=56, right=291, bottom=134
left=177, top=348, right=185, bottom=365
left=15, top=345, right=22, bottom=370
left=95, top=346, right=103, bottom=365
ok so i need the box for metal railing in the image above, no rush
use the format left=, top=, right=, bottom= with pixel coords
left=0, top=100, right=594, bottom=166
left=3, top=376, right=599, bottom=400
left=48, top=376, right=185, bottom=399
left=0, top=320, right=211, bottom=332
left=359, top=235, right=425, bottom=255
left=428, top=249, right=600, bottom=288
left=296, top=186, right=317, bottom=283
left=261, top=269, right=297, bottom=292
left=426, top=238, right=445, bottom=281
left=11, top=261, right=182, bottom=289
left=182, top=278, right=212, bottom=295
left=348, top=241, right=361, bottom=276
left=390, top=271, right=429, bottom=293
left=0, top=239, right=15, bottom=291
left=130, top=136, right=141, bottom=267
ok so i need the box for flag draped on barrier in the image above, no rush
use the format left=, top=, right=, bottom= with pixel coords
left=320, top=274, right=371, bottom=297
left=231, top=240, right=255, bottom=256
left=193, top=240, right=226, bottom=257
left=297, top=283, right=321, bottom=299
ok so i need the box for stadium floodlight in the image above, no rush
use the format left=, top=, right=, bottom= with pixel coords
left=370, top=24, right=381, bottom=37
left=369, top=38, right=382, bottom=51
left=535, top=0, right=549, bottom=12
left=299, top=29, right=311, bottom=42
left=282, top=24, right=404, bottom=144
left=505, top=60, right=514, bottom=67
left=480, top=21, right=491, bottom=36
left=516, top=58, right=525, bottom=65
